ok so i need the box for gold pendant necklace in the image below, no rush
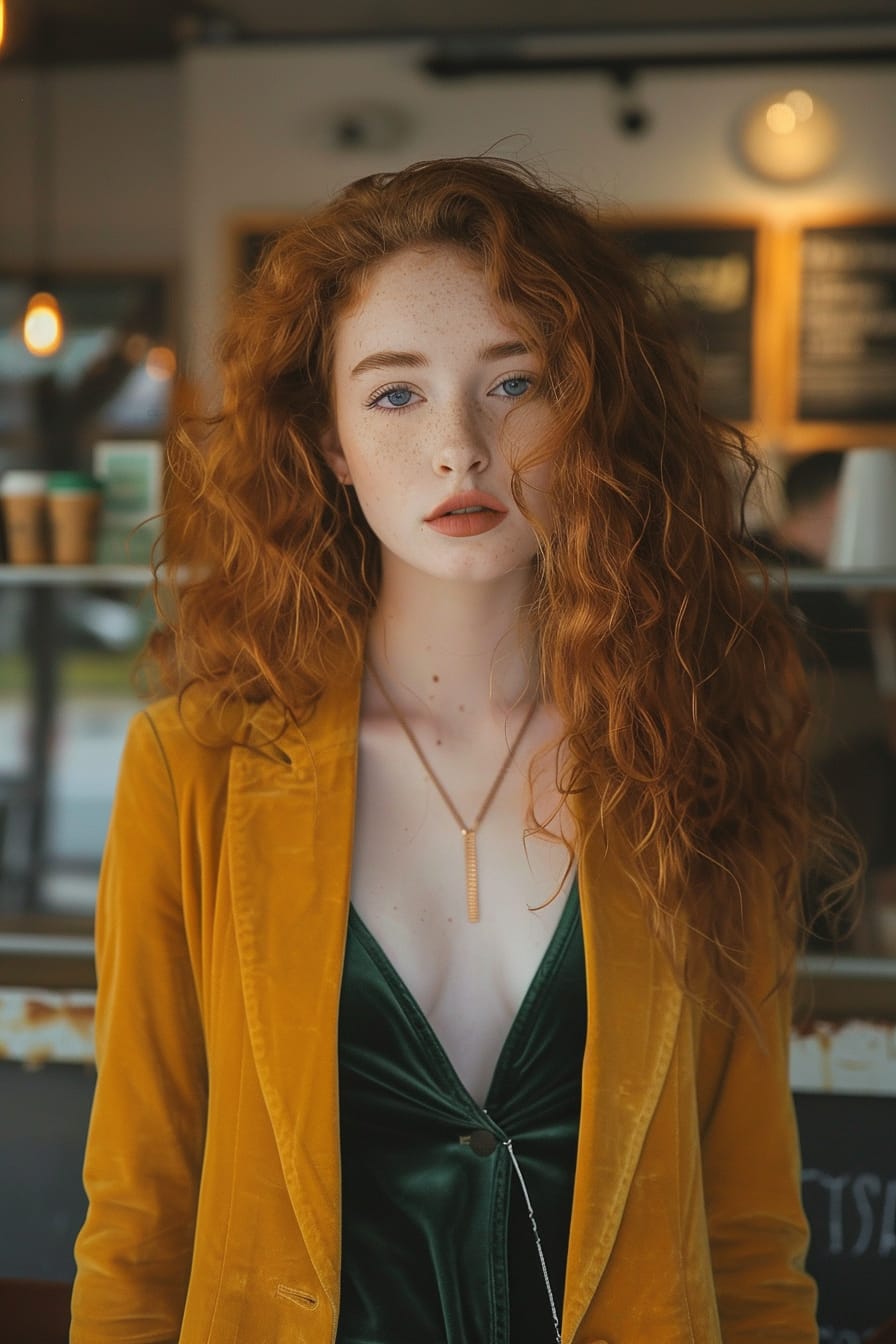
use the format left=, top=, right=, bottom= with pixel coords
left=367, top=663, right=538, bottom=923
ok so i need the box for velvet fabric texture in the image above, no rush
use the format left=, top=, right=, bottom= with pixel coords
left=337, top=875, right=585, bottom=1342
left=71, top=674, right=818, bottom=1343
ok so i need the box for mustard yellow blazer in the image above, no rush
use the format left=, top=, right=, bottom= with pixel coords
left=71, top=676, right=818, bottom=1343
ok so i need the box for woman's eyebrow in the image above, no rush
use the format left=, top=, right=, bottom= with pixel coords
left=350, top=340, right=531, bottom=379
left=351, top=350, right=428, bottom=377
left=479, top=340, right=531, bottom=362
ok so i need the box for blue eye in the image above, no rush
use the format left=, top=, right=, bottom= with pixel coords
left=497, top=376, right=532, bottom=398
left=372, top=385, right=414, bottom=409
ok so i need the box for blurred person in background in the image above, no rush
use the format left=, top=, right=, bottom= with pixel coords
left=764, top=448, right=844, bottom=568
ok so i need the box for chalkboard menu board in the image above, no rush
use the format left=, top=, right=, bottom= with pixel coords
left=798, top=222, right=896, bottom=424
left=609, top=222, right=758, bottom=424
left=795, top=1091, right=896, bottom=1339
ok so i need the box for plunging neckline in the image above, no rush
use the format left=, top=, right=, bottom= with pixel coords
left=337, top=864, right=586, bottom=1344
left=346, top=868, right=580, bottom=1112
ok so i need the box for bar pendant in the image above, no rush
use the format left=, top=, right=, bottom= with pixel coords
left=463, top=827, right=479, bottom=923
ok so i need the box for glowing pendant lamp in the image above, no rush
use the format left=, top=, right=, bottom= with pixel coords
left=23, top=290, right=63, bottom=356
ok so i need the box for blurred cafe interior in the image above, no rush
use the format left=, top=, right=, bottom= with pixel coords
left=1, top=0, right=896, bottom=1338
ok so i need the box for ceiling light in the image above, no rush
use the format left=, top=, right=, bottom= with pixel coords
left=739, top=88, right=840, bottom=183
left=23, top=292, right=63, bottom=357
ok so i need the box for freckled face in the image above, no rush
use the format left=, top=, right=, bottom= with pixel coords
left=324, top=245, right=555, bottom=586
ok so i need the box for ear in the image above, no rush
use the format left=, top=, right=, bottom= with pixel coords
left=320, top=426, right=353, bottom=486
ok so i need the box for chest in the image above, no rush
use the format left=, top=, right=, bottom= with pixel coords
left=347, top=716, right=576, bottom=1104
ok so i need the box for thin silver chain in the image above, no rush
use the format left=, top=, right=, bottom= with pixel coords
left=504, top=1136, right=562, bottom=1344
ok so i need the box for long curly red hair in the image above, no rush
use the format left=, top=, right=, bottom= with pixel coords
left=149, top=156, right=857, bottom=1013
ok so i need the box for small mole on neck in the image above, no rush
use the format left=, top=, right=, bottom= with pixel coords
left=432, top=674, right=439, bottom=682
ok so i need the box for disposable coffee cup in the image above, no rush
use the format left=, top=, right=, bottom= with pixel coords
left=46, top=472, right=104, bottom=565
left=0, top=470, right=50, bottom=564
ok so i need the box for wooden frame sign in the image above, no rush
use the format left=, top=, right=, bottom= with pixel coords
left=780, top=215, right=896, bottom=449
left=603, top=217, right=766, bottom=430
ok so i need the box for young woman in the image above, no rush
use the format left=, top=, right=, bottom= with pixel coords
left=72, top=157, right=837, bottom=1343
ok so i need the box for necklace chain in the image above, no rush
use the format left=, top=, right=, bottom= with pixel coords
left=366, top=662, right=538, bottom=923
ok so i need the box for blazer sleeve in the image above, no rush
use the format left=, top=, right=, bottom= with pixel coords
left=71, top=710, right=208, bottom=1343
left=697, top=900, right=818, bottom=1342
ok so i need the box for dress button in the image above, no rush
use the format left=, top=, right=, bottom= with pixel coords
left=463, top=1128, right=498, bottom=1157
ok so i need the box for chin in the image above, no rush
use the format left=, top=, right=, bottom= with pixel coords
left=377, top=532, right=538, bottom=585
left=425, top=555, right=536, bottom=586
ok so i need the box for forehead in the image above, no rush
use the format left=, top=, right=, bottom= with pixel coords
left=332, top=245, right=525, bottom=356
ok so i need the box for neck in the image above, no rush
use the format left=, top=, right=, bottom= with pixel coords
left=365, top=557, right=540, bottom=728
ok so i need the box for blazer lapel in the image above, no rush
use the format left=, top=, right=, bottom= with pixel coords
left=561, top=818, right=685, bottom=1341
left=227, top=676, right=362, bottom=1316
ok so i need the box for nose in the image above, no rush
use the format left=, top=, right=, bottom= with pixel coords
left=431, top=401, right=491, bottom=477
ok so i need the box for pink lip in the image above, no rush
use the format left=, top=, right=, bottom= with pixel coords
left=427, top=511, right=505, bottom=538
left=424, top=490, right=508, bottom=523
left=424, top=490, right=508, bottom=539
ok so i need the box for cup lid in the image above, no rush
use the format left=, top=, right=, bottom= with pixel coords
left=0, top=469, right=49, bottom=495
left=47, top=471, right=103, bottom=492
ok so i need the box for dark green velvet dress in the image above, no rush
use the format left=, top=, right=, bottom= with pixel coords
left=336, top=874, right=586, bottom=1344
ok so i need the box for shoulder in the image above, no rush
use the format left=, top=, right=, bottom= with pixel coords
left=129, top=690, right=232, bottom=782
left=133, top=674, right=363, bottom=780
left=120, top=690, right=268, bottom=808
left=141, top=688, right=235, bottom=755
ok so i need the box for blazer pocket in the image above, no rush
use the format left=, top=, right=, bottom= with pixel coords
left=275, top=1284, right=319, bottom=1309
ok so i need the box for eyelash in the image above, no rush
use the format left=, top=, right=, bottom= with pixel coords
left=364, top=373, right=536, bottom=412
